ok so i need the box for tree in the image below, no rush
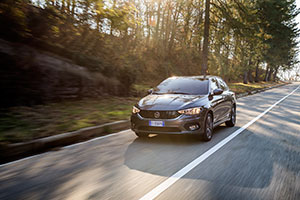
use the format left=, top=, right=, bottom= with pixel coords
left=201, top=0, right=210, bottom=75
left=258, top=0, right=299, bottom=81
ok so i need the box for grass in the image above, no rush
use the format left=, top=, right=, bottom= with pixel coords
left=0, top=97, right=139, bottom=144
left=0, top=81, right=285, bottom=144
left=228, top=81, right=283, bottom=94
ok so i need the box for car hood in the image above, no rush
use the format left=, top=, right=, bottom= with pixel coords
left=137, top=94, right=206, bottom=110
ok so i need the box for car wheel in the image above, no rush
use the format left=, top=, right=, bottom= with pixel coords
left=202, top=113, right=213, bottom=141
left=135, top=132, right=148, bottom=138
left=225, top=105, right=236, bottom=127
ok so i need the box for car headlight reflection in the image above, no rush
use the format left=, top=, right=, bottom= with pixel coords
left=178, top=107, right=203, bottom=115
left=132, top=106, right=140, bottom=114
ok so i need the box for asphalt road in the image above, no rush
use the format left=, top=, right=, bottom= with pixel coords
left=0, top=83, right=299, bottom=200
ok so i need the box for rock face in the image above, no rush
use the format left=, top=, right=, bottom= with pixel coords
left=0, top=39, right=120, bottom=107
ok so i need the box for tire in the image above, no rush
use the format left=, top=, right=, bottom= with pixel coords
left=202, top=113, right=213, bottom=141
left=225, top=105, right=236, bottom=127
left=135, top=132, right=148, bottom=138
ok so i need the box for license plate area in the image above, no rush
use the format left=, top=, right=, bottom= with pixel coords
left=149, top=121, right=165, bottom=127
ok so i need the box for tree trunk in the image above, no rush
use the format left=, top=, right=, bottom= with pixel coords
left=71, top=0, right=75, bottom=17
left=184, top=1, right=192, bottom=47
left=248, top=69, right=253, bottom=83
left=159, top=5, right=166, bottom=46
left=146, top=5, right=151, bottom=45
left=267, top=67, right=273, bottom=82
left=247, top=55, right=253, bottom=83
left=60, top=0, right=64, bottom=11
left=155, top=0, right=161, bottom=42
left=168, top=3, right=182, bottom=53
left=201, top=0, right=210, bottom=75
left=197, top=4, right=204, bottom=52
left=243, top=70, right=248, bottom=84
left=66, top=0, right=71, bottom=14
left=273, top=66, right=279, bottom=81
left=164, top=4, right=171, bottom=51
left=264, top=66, right=269, bottom=81
left=255, top=62, right=260, bottom=82
left=110, top=0, right=117, bottom=35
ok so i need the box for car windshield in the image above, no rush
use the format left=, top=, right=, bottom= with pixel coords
left=154, top=77, right=209, bottom=95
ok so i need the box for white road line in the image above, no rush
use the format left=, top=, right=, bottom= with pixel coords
left=0, top=129, right=130, bottom=168
left=139, top=85, right=299, bottom=200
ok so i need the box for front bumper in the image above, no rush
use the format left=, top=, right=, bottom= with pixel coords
left=131, top=112, right=206, bottom=135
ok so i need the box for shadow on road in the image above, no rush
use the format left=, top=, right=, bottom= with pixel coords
left=123, top=125, right=288, bottom=189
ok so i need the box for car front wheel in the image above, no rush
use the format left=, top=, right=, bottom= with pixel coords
left=202, top=113, right=213, bottom=141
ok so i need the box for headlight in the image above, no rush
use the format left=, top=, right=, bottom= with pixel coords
left=178, top=107, right=203, bottom=115
left=132, top=106, right=140, bottom=114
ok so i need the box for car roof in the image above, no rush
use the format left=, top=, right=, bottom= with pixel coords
left=169, top=75, right=221, bottom=80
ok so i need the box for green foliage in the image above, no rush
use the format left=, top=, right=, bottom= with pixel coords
left=0, top=97, right=139, bottom=143
left=258, top=0, right=299, bottom=69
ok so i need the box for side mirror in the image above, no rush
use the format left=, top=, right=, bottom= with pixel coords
left=213, top=88, right=223, bottom=95
left=147, top=88, right=154, bottom=94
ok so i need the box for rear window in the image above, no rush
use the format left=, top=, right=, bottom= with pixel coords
left=154, top=77, right=209, bottom=95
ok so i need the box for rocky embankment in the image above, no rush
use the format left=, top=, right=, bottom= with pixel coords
left=0, top=39, right=121, bottom=107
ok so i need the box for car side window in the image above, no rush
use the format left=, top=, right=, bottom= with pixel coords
left=217, top=78, right=229, bottom=91
left=210, top=78, right=219, bottom=91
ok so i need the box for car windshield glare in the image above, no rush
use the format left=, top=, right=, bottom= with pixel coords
left=153, top=77, right=209, bottom=95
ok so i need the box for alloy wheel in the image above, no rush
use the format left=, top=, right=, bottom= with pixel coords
left=205, top=114, right=213, bottom=140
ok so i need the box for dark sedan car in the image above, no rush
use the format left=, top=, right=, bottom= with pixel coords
left=131, top=76, right=236, bottom=141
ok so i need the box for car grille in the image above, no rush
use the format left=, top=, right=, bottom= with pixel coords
left=138, top=126, right=181, bottom=133
left=139, top=110, right=180, bottom=119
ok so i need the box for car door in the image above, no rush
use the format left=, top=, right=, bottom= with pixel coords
left=209, top=78, right=223, bottom=125
left=216, top=78, right=232, bottom=121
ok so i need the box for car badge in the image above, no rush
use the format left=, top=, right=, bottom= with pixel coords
left=154, top=111, right=160, bottom=119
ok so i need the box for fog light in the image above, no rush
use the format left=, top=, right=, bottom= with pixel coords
left=189, top=124, right=199, bottom=131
